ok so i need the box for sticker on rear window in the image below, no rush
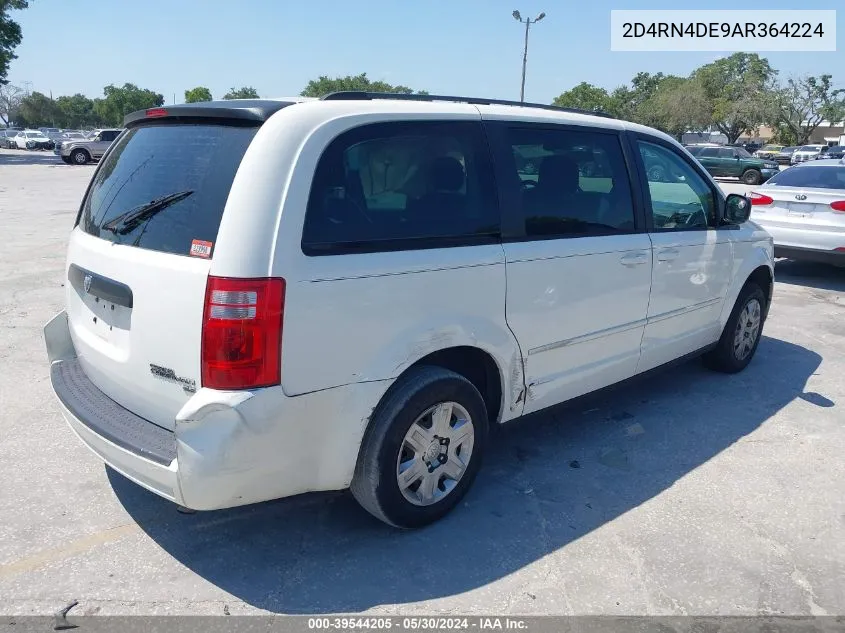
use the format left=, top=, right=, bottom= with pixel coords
left=190, top=240, right=213, bottom=258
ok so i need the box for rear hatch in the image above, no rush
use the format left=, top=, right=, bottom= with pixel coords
left=66, top=117, right=260, bottom=431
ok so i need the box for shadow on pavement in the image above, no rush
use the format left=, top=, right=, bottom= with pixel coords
left=0, top=149, right=64, bottom=166
left=111, top=335, right=823, bottom=614
left=774, top=259, right=845, bottom=293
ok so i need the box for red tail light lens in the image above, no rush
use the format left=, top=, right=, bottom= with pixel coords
left=201, top=276, right=285, bottom=390
left=145, top=108, right=168, bottom=118
left=750, top=192, right=773, bottom=206
left=830, top=201, right=845, bottom=212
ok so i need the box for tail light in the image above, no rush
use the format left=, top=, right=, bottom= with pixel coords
left=830, top=201, right=845, bottom=212
left=750, top=192, right=773, bottom=206
left=201, top=276, right=285, bottom=390
left=145, top=108, right=168, bottom=118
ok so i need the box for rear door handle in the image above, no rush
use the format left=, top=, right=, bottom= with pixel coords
left=620, top=251, right=649, bottom=267
left=656, top=248, right=680, bottom=262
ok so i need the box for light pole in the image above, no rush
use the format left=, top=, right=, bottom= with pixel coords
left=512, top=10, right=546, bottom=103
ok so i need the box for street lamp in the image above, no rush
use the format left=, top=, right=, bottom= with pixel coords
left=512, top=10, right=546, bottom=102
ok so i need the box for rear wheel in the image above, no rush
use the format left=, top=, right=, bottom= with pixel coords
left=704, top=282, right=766, bottom=373
left=351, top=366, right=488, bottom=528
left=70, top=149, right=90, bottom=165
left=741, top=169, right=762, bottom=185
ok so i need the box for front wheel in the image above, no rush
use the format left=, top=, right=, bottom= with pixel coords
left=70, top=149, right=90, bottom=165
left=741, top=169, right=762, bottom=185
left=351, top=366, right=488, bottom=528
left=704, top=283, right=766, bottom=373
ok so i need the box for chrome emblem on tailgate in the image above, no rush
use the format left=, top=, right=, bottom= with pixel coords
left=795, top=194, right=807, bottom=201
left=83, top=273, right=93, bottom=293
left=149, top=364, right=197, bottom=394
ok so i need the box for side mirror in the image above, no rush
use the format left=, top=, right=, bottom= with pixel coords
left=725, top=193, right=751, bottom=224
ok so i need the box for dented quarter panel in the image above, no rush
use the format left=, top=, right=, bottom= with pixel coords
left=174, top=379, right=392, bottom=510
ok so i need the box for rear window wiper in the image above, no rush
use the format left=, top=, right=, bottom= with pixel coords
left=101, top=190, right=195, bottom=235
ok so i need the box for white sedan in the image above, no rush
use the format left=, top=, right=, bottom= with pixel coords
left=749, top=159, right=845, bottom=265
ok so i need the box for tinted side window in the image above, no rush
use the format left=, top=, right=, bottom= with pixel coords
left=699, top=148, right=719, bottom=158
left=718, top=148, right=735, bottom=158
left=100, top=131, right=118, bottom=142
left=507, top=126, right=635, bottom=237
left=302, top=121, right=499, bottom=255
left=638, top=141, right=716, bottom=230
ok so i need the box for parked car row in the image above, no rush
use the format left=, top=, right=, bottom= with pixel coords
left=0, top=129, right=55, bottom=150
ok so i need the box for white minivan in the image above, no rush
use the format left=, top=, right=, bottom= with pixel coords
left=45, top=94, right=774, bottom=528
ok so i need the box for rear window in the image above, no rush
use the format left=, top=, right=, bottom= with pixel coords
left=766, top=166, right=845, bottom=189
left=78, top=123, right=257, bottom=257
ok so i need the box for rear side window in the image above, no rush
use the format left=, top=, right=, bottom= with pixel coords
left=302, top=121, right=499, bottom=255
left=766, top=165, right=845, bottom=189
left=79, top=123, right=257, bottom=257
left=506, top=126, right=636, bottom=237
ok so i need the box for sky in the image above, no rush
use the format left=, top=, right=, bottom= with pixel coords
left=7, top=0, right=845, bottom=105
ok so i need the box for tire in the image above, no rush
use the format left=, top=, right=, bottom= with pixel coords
left=741, top=169, right=762, bottom=185
left=70, top=149, right=90, bottom=165
left=351, top=366, right=489, bottom=528
left=703, top=282, right=766, bottom=373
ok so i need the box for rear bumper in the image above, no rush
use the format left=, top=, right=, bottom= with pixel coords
left=774, top=245, right=845, bottom=265
left=44, top=311, right=391, bottom=510
left=757, top=222, right=845, bottom=258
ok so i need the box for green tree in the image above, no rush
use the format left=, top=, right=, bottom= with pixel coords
left=15, top=90, right=61, bottom=127
left=693, top=53, right=777, bottom=144
left=222, top=86, right=259, bottom=100
left=611, top=72, right=671, bottom=124
left=552, top=82, right=615, bottom=114
left=300, top=73, right=426, bottom=98
left=55, top=93, right=97, bottom=128
left=0, top=0, right=28, bottom=85
left=184, top=86, right=212, bottom=103
left=94, top=83, right=164, bottom=126
left=772, top=75, right=845, bottom=145
left=646, top=76, right=711, bottom=140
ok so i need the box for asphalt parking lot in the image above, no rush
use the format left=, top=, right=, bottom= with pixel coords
left=1, top=148, right=843, bottom=616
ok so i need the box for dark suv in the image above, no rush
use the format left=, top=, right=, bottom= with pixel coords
left=687, top=145, right=779, bottom=185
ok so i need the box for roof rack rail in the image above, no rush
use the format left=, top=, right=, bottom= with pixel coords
left=320, top=91, right=615, bottom=119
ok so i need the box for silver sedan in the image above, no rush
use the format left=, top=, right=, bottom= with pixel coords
left=748, top=159, right=845, bottom=266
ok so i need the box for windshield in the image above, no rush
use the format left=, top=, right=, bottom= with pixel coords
left=79, top=123, right=258, bottom=256
left=798, top=146, right=819, bottom=152
left=765, top=166, right=845, bottom=189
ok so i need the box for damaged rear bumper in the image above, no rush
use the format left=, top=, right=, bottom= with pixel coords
left=44, top=311, right=391, bottom=510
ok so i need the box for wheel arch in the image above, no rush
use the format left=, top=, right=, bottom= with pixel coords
left=402, top=346, right=505, bottom=426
